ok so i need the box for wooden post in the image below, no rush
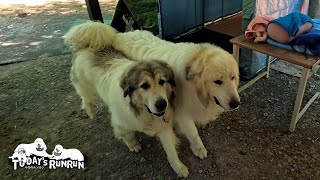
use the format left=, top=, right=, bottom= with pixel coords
left=233, top=44, right=240, bottom=64
left=85, top=0, right=104, bottom=23
left=266, top=55, right=271, bottom=78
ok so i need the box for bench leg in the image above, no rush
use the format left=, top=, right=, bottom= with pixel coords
left=238, top=71, right=268, bottom=93
left=233, top=44, right=240, bottom=64
left=122, top=15, right=134, bottom=32
left=266, top=55, right=271, bottom=78
left=238, top=54, right=270, bottom=93
left=289, top=68, right=310, bottom=132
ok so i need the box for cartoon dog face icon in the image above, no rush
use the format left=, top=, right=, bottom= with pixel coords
left=52, top=144, right=84, bottom=161
left=17, top=148, right=27, bottom=162
left=9, top=148, right=27, bottom=163
left=53, top=144, right=63, bottom=156
left=31, top=138, right=52, bottom=157
left=9, top=147, right=27, bottom=163
left=34, top=138, right=46, bottom=152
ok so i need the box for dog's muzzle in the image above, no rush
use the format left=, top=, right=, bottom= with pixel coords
left=212, top=96, right=240, bottom=110
left=212, top=96, right=224, bottom=109
left=145, top=105, right=165, bottom=117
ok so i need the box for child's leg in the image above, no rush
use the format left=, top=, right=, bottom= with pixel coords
left=268, top=22, right=313, bottom=43
left=296, top=22, right=313, bottom=36
left=267, top=23, right=293, bottom=43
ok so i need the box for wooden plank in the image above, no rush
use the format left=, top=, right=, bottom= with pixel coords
left=230, top=35, right=319, bottom=69
left=205, top=13, right=242, bottom=37
left=85, top=0, right=104, bottom=23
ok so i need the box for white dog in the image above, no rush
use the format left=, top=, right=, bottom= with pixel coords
left=51, top=144, right=84, bottom=161
left=9, top=138, right=51, bottom=159
left=110, top=27, right=241, bottom=160
left=64, top=22, right=188, bottom=177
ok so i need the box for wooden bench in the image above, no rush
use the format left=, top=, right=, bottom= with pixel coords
left=230, top=35, right=320, bottom=132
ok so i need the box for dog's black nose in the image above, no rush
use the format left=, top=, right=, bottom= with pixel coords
left=229, top=100, right=240, bottom=109
left=155, top=99, right=167, bottom=111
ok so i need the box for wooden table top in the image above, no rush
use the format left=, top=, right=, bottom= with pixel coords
left=230, top=35, right=320, bottom=69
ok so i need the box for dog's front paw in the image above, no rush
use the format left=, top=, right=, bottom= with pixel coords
left=81, top=103, right=96, bottom=119
left=191, top=145, right=208, bottom=159
left=85, top=109, right=96, bottom=119
left=129, top=143, right=141, bottom=153
left=173, top=163, right=189, bottom=178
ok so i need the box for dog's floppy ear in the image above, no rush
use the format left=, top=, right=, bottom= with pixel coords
left=120, top=74, right=135, bottom=97
left=186, top=57, right=205, bottom=80
left=196, top=83, right=210, bottom=108
left=186, top=56, right=209, bottom=107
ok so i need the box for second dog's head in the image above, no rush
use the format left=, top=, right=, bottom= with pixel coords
left=186, top=44, right=240, bottom=111
left=120, top=60, right=176, bottom=117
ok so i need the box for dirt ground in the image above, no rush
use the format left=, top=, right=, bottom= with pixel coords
left=1, top=1, right=320, bottom=180
left=0, top=0, right=116, bottom=64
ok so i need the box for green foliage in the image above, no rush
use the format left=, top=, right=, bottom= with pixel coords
left=122, top=0, right=159, bottom=34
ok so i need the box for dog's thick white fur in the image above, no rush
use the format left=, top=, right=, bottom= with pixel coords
left=9, top=138, right=51, bottom=159
left=109, top=29, right=240, bottom=159
left=52, top=144, right=84, bottom=161
left=64, top=22, right=189, bottom=177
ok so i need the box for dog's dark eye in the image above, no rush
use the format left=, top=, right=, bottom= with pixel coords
left=159, top=79, right=165, bottom=85
left=140, top=83, right=150, bottom=89
left=214, top=80, right=223, bottom=85
left=231, top=76, right=235, bottom=80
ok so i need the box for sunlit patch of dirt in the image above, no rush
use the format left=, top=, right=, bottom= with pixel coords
left=0, top=0, right=118, bottom=16
left=0, top=0, right=118, bottom=64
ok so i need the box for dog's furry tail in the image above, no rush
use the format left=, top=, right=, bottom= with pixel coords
left=64, top=21, right=117, bottom=52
